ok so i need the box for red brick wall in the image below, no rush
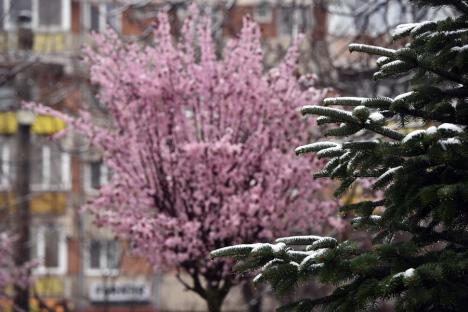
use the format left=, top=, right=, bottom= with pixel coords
left=71, top=1, right=81, bottom=34
left=68, top=237, right=80, bottom=275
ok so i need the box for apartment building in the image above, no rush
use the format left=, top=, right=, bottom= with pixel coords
left=0, top=1, right=319, bottom=311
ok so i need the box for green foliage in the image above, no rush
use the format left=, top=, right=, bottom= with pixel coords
left=212, top=1, right=468, bottom=311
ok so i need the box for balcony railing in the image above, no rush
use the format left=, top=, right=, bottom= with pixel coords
left=0, top=30, right=80, bottom=57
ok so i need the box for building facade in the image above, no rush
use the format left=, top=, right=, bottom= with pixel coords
left=0, top=1, right=319, bottom=311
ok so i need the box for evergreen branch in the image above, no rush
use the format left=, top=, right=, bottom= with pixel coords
left=443, top=87, right=468, bottom=98
left=210, top=244, right=258, bottom=257
left=420, top=63, right=468, bottom=85
left=325, top=124, right=361, bottom=137
left=435, top=230, right=468, bottom=246
left=277, top=295, right=336, bottom=312
left=392, top=106, right=459, bottom=124
left=317, top=116, right=339, bottom=125
left=349, top=44, right=396, bottom=57
left=295, top=142, right=339, bottom=155
left=302, top=105, right=404, bottom=140
left=317, top=146, right=346, bottom=158
left=276, top=235, right=325, bottom=245
left=399, top=224, right=468, bottom=247
left=350, top=43, right=467, bottom=85
left=449, top=0, right=468, bottom=15
left=301, top=105, right=361, bottom=124
left=365, top=123, right=405, bottom=140
left=323, top=97, right=366, bottom=106
left=342, top=141, right=379, bottom=150
left=362, top=97, right=393, bottom=109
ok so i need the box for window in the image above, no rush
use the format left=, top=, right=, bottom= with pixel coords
left=276, top=6, right=294, bottom=37
left=4, top=0, right=70, bottom=31
left=253, top=3, right=273, bottom=23
left=175, top=3, right=188, bottom=22
left=0, top=87, right=18, bottom=111
left=0, top=139, right=11, bottom=189
left=38, top=0, right=63, bottom=27
left=0, top=1, right=4, bottom=29
left=9, top=0, right=32, bottom=26
left=86, top=240, right=120, bottom=276
left=84, top=160, right=110, bottom=193
left=276, top=5, right=313, bottom=37
left=84, top=3, right=121, bottom=33
left=31, top=224, right=67, bottom=275
left=31, top=143, right=71, bottom=191
left=90, top=4, right=101, bottom=32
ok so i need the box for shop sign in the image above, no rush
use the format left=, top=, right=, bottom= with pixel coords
left=89, top=281, right=151, bottom=302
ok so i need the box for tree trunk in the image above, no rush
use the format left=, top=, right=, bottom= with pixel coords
left=205, top=289, right=225, bottom=312
left=206, top=298, right=223, bottom=312
left=176, top=270, right=232, bottom=312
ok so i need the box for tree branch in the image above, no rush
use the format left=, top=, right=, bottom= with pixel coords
left=449, top=0, right=468, bottom=15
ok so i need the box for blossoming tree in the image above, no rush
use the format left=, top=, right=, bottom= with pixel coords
left=0, top=233, right=32, bottom=302
left=27, top=8, right=337, bottom=311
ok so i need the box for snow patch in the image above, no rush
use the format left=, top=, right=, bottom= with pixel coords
left=438, top=123, right=463, bottom=134
left=438, top=138, right=462, bottom=150
left=403, top=268, right=416, bottom=278
left=369, top=112, right=384, bottom=124
left=426, top=126, right=437, bottom=135
left=402, top=130, right=426, bottom=143
left=394, top=91, right=415, bottom=102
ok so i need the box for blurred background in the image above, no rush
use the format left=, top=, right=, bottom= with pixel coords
left=0, top=1, right=452, bottom=311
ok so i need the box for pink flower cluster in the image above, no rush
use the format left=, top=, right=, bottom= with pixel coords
left=26, top=8, right=337, bottom=277
left=0, top=233, right=33, bottom=297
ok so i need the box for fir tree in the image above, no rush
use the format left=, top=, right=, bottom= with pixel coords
left=212, top=1, right=468, bottom=311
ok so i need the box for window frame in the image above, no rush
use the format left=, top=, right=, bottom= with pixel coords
left=0, top=140, right=11, bottom=190
left=276, top=5, right=313, bottom=38
left=276, top=5, right=294, bottom=37
left=85, top=239, right=120, bottom=277
left=31, top=144, right=71, bottom=192
left=4, top=0, right=71, bottom=32
left=253, top=3, right=273, bottom=23
left=83, top=160, right=109, bottom=194
left=32, top=224, right=67, bottom=275
left=83, top=2, right=121, bottom=33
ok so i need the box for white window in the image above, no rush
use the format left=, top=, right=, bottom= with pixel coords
left=0, top=139, right=11, bottom=190
left=86, top=240, right=120, bottom=276
left=6, top=0, right=32, bottom=28
left=0, top=1, right=5, bottom=29
left=83, top=159, right=110, bottom=194
left=37, top=0, right=64, bottom=28
left=175, top=3, right=188, bottom=22
left=4, top=0, right=71, bottom=31
left=253, top=3, right=273, bottom=23
left=31, top=224, right=67, bottom=275
left=31, top=143, right=71, bottom=191
left=84, top=2, right=121, bottom=33
left=276, top=6, right=293, bottom=37
left=276, top=5, right=313, bottom=37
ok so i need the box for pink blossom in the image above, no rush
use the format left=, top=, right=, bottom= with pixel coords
left=0, top=233, right=34, bottom=298
left=25, top=6, right=337, bottom=293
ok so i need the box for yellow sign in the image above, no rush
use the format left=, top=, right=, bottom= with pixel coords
left=0, top=113, right=66, bottom=135
left=0, top=112, right=17, bottom=134
left=33, top=276, right=65, bottom=298
left=0, top=298, right=68, bottom=312
left=33, top=33, right=65, bottom=53
left=30, top=193, right=67, bottom=215
left=32, top=115, right=66, bottom=135
left=0, top=192, right=66, bottom=215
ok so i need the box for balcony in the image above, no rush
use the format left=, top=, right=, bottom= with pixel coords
left=0, top=30, right=80, bottom=69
